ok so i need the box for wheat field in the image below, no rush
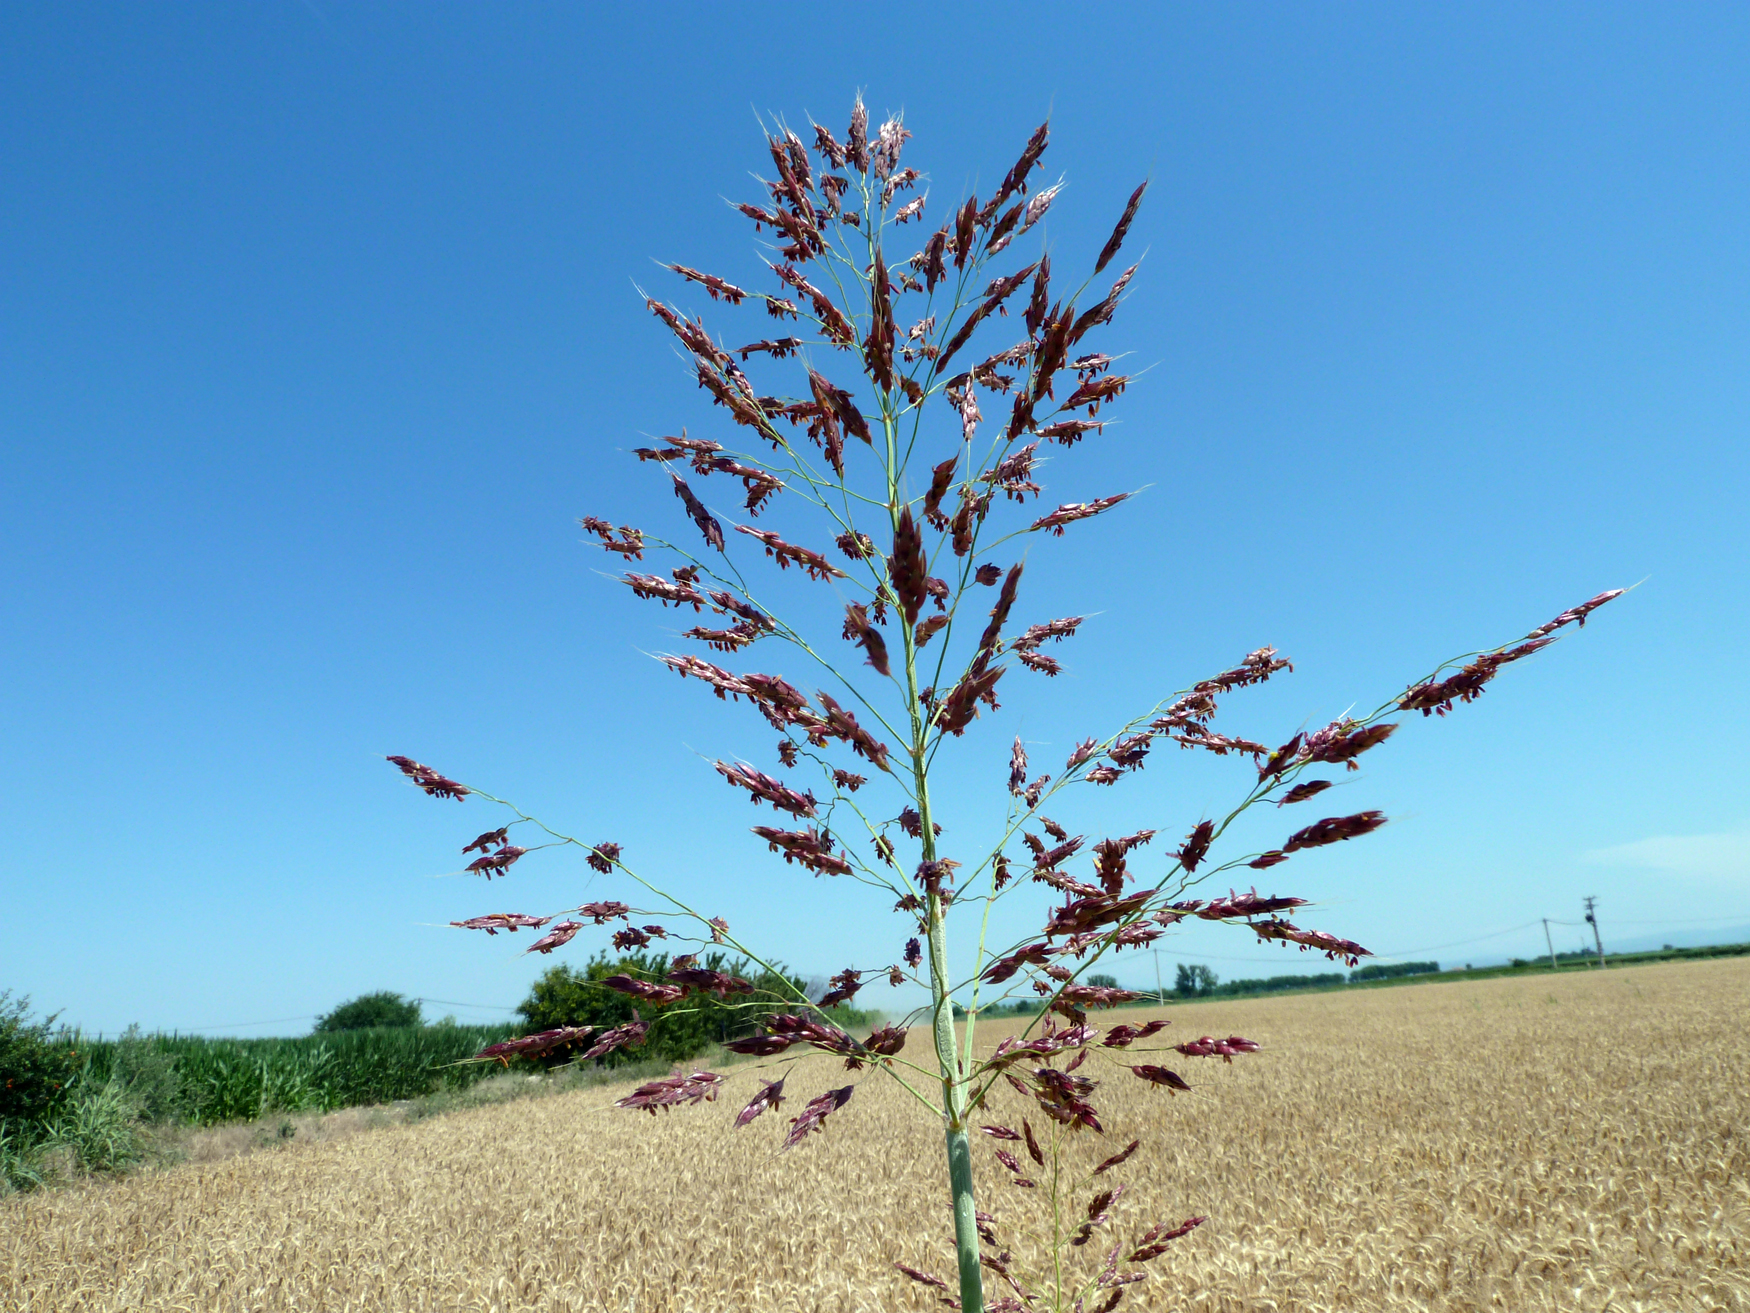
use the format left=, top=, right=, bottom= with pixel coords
left=4, top=958, right=1746, bottom=1312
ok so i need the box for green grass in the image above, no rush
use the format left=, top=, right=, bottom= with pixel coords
left=62, top=1024, right=525, bottom=1126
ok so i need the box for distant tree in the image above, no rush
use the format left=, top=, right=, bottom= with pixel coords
left=1175, top=964, right=1219, bottom=997
left=1085, top=972, right=1119, bottom=990
left=314, top=991, right=422, bottom=1032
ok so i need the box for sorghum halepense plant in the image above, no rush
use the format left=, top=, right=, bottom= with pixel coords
left=386, top=98, right=1620, bottom=1313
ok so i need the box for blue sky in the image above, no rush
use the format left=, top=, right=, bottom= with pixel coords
left=3, top=4, right=1746, bottom=1036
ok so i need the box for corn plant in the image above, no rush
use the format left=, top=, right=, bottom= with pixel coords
left=387, top=98, right=1620, bottom=1313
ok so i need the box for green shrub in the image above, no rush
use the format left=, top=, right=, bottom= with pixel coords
left=0, top=993, right=80, bottom=1123
left=314, top=991, right=422, bottom=1032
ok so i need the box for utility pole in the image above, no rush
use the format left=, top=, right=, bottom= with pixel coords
left=1583, top=896, right=1605, bottom=967
left=1153, top=950, right=1164, bottom=1005
left=1542, top=919, right=1559, bottom=971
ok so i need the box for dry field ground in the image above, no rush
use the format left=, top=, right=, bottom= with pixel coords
left=4, top=958, right=1746, bottom=1313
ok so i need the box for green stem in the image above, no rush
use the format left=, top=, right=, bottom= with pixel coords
left=886, top=373, right=984, bottom=1311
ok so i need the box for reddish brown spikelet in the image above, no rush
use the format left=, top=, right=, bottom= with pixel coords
left=1175, top=1034, right=1262, bottom=1061
left=582, top=1013, right=649, bottom=1060
left=923, top=457, right=958, bottom=528
left=586, top=841, right=622, bottom=874
left=993, top=121, right=1050, bottom=210
left=449, top=912, right=551, bottom=935
left=1095, top=181, right=1149, bottom=275
left=576, top=900, right=630, bottom=924
left=833, top=768, right=866, bottom=792
left=667, top=264, right=746, bottom=304
left=714, top=760, right=818, bottom=818
left=735, top=1077, right=787, bottom=1128
left=1128, top=1216, right=1205, bottom=1263
left=893, top=1263, right=949, bottom=1291
left=469, top=1025, right=594, bottom=1066
left=835, top=529, right=877, bottom=560
left=751, top=824, right=852, bottom=877
left=1030, top=494, right=1129, bottom=535
left=1063, top=373, right=1128, bottom=414
left=843, top=603, right=891, bottom=676
left=1101, top=1020, right=1168, bottom=1049
left=524, top=920, right=583, bottom=955
left=783, top=1084, right=854, bottom=1150
left=667, top=966, right=754, bottom=999
left=816, top=691, right=892, bottom=770
left=1306, top=720, right=1398, bottom=770
left=863, top=249, right=895, bottom=390
left=1176, top=820, right=1215, bottom=873
left=601, top=974, right=685, bottom=1005
left=462, top=828, right=508, bottom=855
left=1282, top=810, right=1387, bottom=852
left=386, top=755, right=469, bottom=801
left=669, top=474, right=724, bottom=551
left=1279, top=779, right=1334, bottom=806
left=913, top=614, right=949, bottom=648
left=465, top=845, right=526, bottom=878
left=1022, top=1118, right=1045, bottom=1166
left=614, top=1070, right=724, bottom=1116
left=625, top=573, right=710, bottom=611
left=807, top=367, right=872, bottom=444
left=888, top=508, right=928, bottom=625
left=1250, top=917, right=1370, bottom=965
left=734, top=525, right=847, bottom=580
left=845, top=98, right=868, bottom=173
left=1249, top=851, right=1289, bottom=869
left=1198, top=888, right=1307, bottom=919
left=864, top=1024, right=907, bottom=1057
left=1129, top=1064, right=1191, bottom=1093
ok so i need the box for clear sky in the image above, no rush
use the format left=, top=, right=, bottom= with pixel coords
left=4, top=4, right=1746, bottom=1036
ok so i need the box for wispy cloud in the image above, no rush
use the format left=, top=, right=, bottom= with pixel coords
left=1582, top=827, right=1750, bottom=881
